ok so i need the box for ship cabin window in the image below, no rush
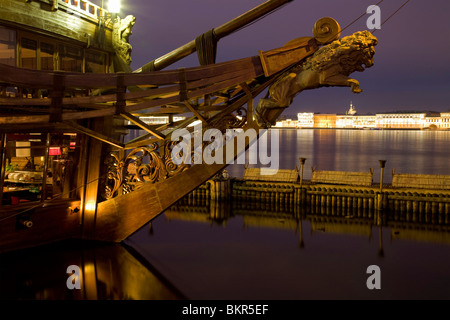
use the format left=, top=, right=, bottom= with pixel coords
left=59, top=44, right=83, bottom=72
left=40, top=42, right=55, bottom=71
left=21, top=38, right=38, bottom=69
left=0, top=28, right=110, bottom=73
left=85, top=50, right=107, bottom=73
left=1, top=133, right=80, bottom=207
left=0, top=27, right=16, bottom=66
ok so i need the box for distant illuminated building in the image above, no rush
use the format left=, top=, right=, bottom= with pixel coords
left=375, top=112, right=428, bottom=129
left=425, top=115, right=441, bottom=129
left=440, top=113, right=450, bottom=129
left=336, top=102, right=376, bottom=128
left=347, top=101, right=357, bottom=115
left=275, top=104, right=449, bottom=130
left=314, top=114, right=337, bottom=128
left=274, top=118, right=298, bottom=128
left=297, top=112, right=314, bottom=128
left=336, top=114, right=354, bottom=128
left=128, top=115, right=186, bottom=126
left=337, top=114, right=376, bottom=128
left=424, top=112, right=450, bottom=130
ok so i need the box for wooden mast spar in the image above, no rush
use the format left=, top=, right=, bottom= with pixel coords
left=134, top=0, right=293, bottom=72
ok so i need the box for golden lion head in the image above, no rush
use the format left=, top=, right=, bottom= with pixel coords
left=302, top=30, right=378, bottom=75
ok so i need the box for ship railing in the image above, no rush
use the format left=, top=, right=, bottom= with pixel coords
left=26, top=0, right=110, bottom=22
left=60, top=0, right=107, bottom=20
left=29, top=0, right=109, bottom=22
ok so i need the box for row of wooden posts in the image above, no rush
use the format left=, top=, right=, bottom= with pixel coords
left=177, top=183, right=450, bottom=227
left=231, top=184, right=450, bottom=216
left=180, top=172, right=450, bottom=218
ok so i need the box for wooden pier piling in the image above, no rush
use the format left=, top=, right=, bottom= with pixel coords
left=180, top=165, right=450, bottom=222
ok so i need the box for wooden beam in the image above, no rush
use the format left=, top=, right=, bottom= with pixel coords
left=64, top=120, right=125, bottom=149
left=124, top=116, right=198, bottom=150
left=164, top=116, right=198, bottom=136
left=0, top=134, right=6, bottom=205
left=81, top=118, right=105, bottom=240
left=183, top=100, right=207, bottom=124
left=124, top=137, right=160, bottom=150
left=49, top=73, right=65, bottom=123
left=137, top=107, right=188, bottom=115
left=119, top=112, right=166, bottom=140
left=240, top=82, right=254, bottom=125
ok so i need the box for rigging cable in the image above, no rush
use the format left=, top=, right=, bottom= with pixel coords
left=325, top=0, right=410, bottom=40
left=372, top=0, right=411, bottom=33
left=226, top=1, right=292, bottom=37
left=340, top=0, right=385, bottom=34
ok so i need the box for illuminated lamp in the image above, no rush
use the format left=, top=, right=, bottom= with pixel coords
left=108, top=0, right=120, bottom=13
left=16, top=141, right=31, bottom=157
left=85, top=201, right=97, bottom=213
left=70, top=141, right=76, bottom=150
left=49, top=147, right=61, bottom=156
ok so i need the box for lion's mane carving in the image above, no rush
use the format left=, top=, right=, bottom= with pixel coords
left=112, top=15, right=136, bottom=66
left=255, top=30, right=378, bottom=128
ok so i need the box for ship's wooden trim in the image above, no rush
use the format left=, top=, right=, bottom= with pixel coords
left=0, top=199, right=82, bottom=252
left=0, top=56, right=264, bottom=128
left=0, top=0, right=114, bottom=52
left=93, top=121, right=261, bottom=242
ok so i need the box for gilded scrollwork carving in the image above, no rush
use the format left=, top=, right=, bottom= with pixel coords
left=209, top=106, right=248, bottom=130
left=102, top=116, right=250, bottom=200
left=103, top=141, right=189, bottom=200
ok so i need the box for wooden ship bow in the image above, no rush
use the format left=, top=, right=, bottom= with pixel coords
left=0, top=0, right=376, bottom=251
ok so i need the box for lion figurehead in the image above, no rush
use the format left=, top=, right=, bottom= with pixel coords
left=301, top=30, right=378, bottom=75
left=113, top=15, right=136, bottom=66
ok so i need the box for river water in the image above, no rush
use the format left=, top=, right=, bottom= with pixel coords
left=1, top=129, right=450, bottom=300
left=226, top=128, right=450, bottom=182
left=125, top=128, right=450, bottom=300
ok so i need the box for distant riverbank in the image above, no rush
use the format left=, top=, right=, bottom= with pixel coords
left=272, top=127, right=449, bottom=131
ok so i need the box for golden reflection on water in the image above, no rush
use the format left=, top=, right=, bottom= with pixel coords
left=125, top=197, right=450, bottom=299
left=0, top=242, right=185, bottom=300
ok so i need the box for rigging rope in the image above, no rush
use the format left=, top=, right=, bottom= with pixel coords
left=226, top=1, right=292, bottom=37
left=340, top=0, right=411, bottom=35
left=317, top=0, right=410, bottom=42
left=373, top=0, right=411, bottom=33
left=196, top=29, right=217, bottom=65
left=341, top=0, right=385, bottom=34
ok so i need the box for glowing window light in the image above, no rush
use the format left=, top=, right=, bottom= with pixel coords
left=108, top=0, right=120, bottom=13
left=16, top=141, right=31, bottom=157
left=85, top=201, right=97, bottom=213
left=49, top=147, right=61, bottom=156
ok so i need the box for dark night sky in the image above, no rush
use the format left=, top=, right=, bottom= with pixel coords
left=113, top=0, right=450, bottom=115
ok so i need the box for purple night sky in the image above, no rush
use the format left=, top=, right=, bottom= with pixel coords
left=112, top=0, right=450, bottom=115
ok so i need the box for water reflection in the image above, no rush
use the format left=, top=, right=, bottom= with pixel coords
left=170, top=197, right=450, bottom=247
left=0, top=241, right=185, bottom=300
left=126, top=197, right=450, bottom=300
left=227, top=129, right=450, bottom=183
